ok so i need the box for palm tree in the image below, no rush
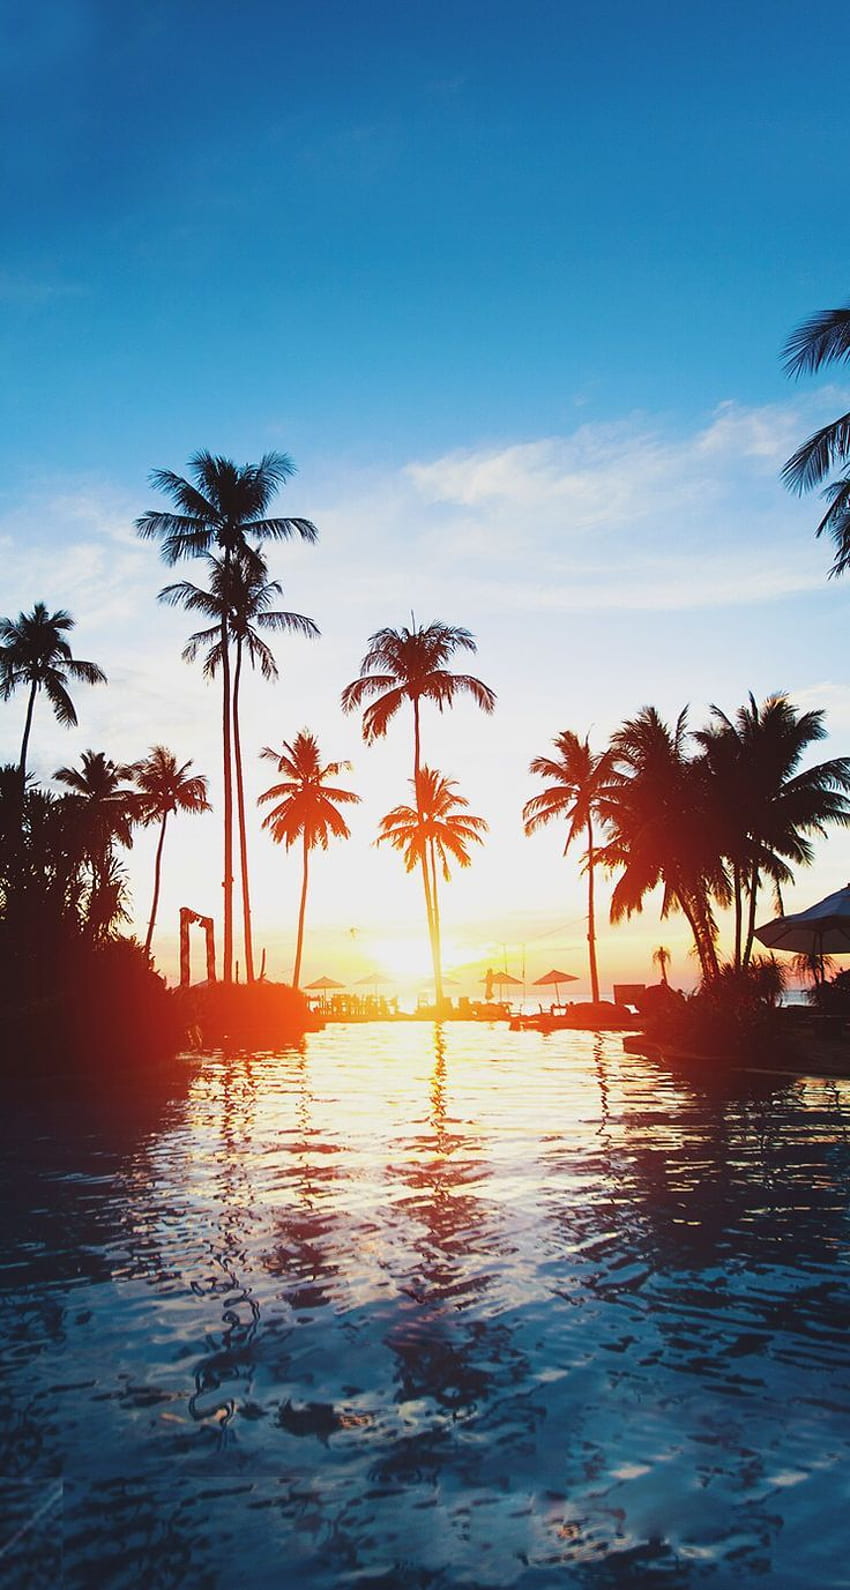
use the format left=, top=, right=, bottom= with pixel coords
left=652, top=946, right=671, bottom=986
left=695, top=693, right=850, bottom=966
left=377, top=767, right=487, bottom=1005
left=0, top=603, right=106, bottom=789
left=258, top=731, right=360, bottom=989
left=132, top=747, right=211, bottom=961
left=522, top=730, right=614, bottom=1003
left=53, top=750, right=138, bottom=936
left=341, top=619, right=495, bottom=1001
left=160, top=556, right=317, bottom=980
left=136, top=450, right=318, bottom=982
left=782, top=304, right=850, bottom=574
left=597, top=707, right=727, bottom=981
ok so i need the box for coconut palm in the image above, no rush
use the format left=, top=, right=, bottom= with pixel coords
left=782, top=304, right=850, bottom=574
left=694, top=693, right=850, bottom=967
left=523, top=730, right=614, bottom=1003
left=136, top=450, right=318, bottom=982
left=132, top=746, right=211, bottom=961
left=597, top=707, right=727, bottom=981
left=258, top=731, right=360, bottom=989
left=0, top=603, right=106, bottom=789
left=160, top=556, right=317, bottom=980
left=53, top=750, right=138, bottom=935
left=652, top=946, right=671, bottom=986
left=342, top=619, right=495, bottom=1001
left=377, top=767, right=487, bottom=1005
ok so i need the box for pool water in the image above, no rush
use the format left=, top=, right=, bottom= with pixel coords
left=2, top=1023, right=850, bottom=1587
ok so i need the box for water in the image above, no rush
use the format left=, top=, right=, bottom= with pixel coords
left=2, top=1023, right=850, bottom=1588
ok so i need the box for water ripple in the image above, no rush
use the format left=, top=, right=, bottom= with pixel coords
left=2, top=1023, right=850, bottom=1586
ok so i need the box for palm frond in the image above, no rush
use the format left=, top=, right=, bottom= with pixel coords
left=781, top=412, right=850, bottom=494
left=782, top=306, right=850, bottom=378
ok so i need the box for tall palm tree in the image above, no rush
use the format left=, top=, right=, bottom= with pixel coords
left=341, top=619, right=495, bottom=1001
left=522, top=730, right=614, bottom=1003
left=160, top=555, right=317, bottom=980
left=377, top=767, right=487, bottom=1005
left=136, top=450, right=318, bottom=982
left=782, top=303, right=850, bottom=575
left=54, top=750, right=138, bottom=936
left=0, top=603, right=106, bottom=789
left=695, top=694, right=850, bottom=966
left=597, top=707, right=727, bottom=981
left=258, top=731, right=360, bottom=989
left=132, top=746, right=211, bottom=961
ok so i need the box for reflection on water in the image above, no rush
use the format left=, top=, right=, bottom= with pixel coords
left=2, top=1025, right=850, bottom=1587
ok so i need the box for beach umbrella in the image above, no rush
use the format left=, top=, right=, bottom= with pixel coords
left=304, top=975, right=346, bottom=990
left=355, top=971, right=393, bottom=994
left=755, top=885, right=850, bottom=957
left=533, top=968, right=579, bottom=1002
left=479, top=970, right=523, bottom=998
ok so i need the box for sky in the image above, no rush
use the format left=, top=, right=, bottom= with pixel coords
left=3, top=0, right=850, bottom=995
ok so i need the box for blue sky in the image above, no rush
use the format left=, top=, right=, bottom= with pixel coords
left=3, top=1, right=850, bottom=989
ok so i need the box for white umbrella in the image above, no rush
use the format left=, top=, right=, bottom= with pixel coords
left=755, top=885, right=850, bottom=956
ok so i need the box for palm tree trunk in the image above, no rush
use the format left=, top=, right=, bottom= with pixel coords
left=19, top=678, right=38, bottom=792
left=232, top=639, right=255, bottom=982
left=428, top=837, right=444, bottom=1006
left=293, top=832, right=309, bottom=989
left=412, top=695, right=439, bottom=985
left=733, top=862, right=743, bottom=970
left=743, top=865, right=759, bottom=967
left=144, top=811, right=168, bottom=959
left=679, top=890, right=717, bottom=982
left=221, top=613, right=234, bottom=984
left=586, top=818, right=600, bottom=1003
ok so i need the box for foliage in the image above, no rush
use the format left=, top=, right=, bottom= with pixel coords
left=258, top=730, right=360, bottom=988
left=341, top=620, right=495, bottom=751
left=806, top=968, right=850, bottom=1015
left=0, top=602, right=106, bottom=782
left=782, top=303, right=850, bottom=575
left=138, top=450, right=318, bottom=984
left=640, top=958, right=790, bottom=1060
left=171, top=980, right=320, bottom=1050
left=523, top=729, right=614, bottom=1002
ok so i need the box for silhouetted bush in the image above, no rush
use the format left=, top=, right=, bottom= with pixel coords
left=807, top=968, right=850, bottom=1015
left=170, top=979, right=320, bottom=1050
left=640, top=960, right=791, bottom=1060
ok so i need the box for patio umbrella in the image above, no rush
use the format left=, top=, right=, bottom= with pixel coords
left=304, top=975, right=346, bottom=990
left=355, top=971, right=393, bottom=995
left=479, top=970, right=523, bottom=999
left=533, top=968, right=579, bottom=1002
left=755, top=885, right=850, bottom=956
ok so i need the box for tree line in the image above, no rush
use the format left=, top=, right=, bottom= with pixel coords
left=3, top=298, right=850, bottom=1003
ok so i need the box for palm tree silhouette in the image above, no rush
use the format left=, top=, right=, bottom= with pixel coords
left=695, top=693, right=850, bottom=966
left=136, top=451, right=317, bottom=982
left=0, top=603, right=106, bottom=789
left=782, top=304, right=850, bottom=574
left=377, top=767, right=487, bottom=1004
left=341, top=620, right=494, bottom=1001
left=523, top=730, right=614, bottom=1003
left=652, top=945, right=671, bottom=986
left=160, top=555, right=317, bottom=980
left=598, top=707, right=726, bottom=981
left=54, top=750, right=138, bottom=936
left=132, top=747, right=211, bottom=961
left=258, top=731, right=360, bottom=989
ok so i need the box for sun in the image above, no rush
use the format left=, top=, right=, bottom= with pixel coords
left=365, top=934, right=434, bottom=987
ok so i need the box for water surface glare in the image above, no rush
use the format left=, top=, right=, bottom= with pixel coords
left=2, top=1022, right=850, bottom=1587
